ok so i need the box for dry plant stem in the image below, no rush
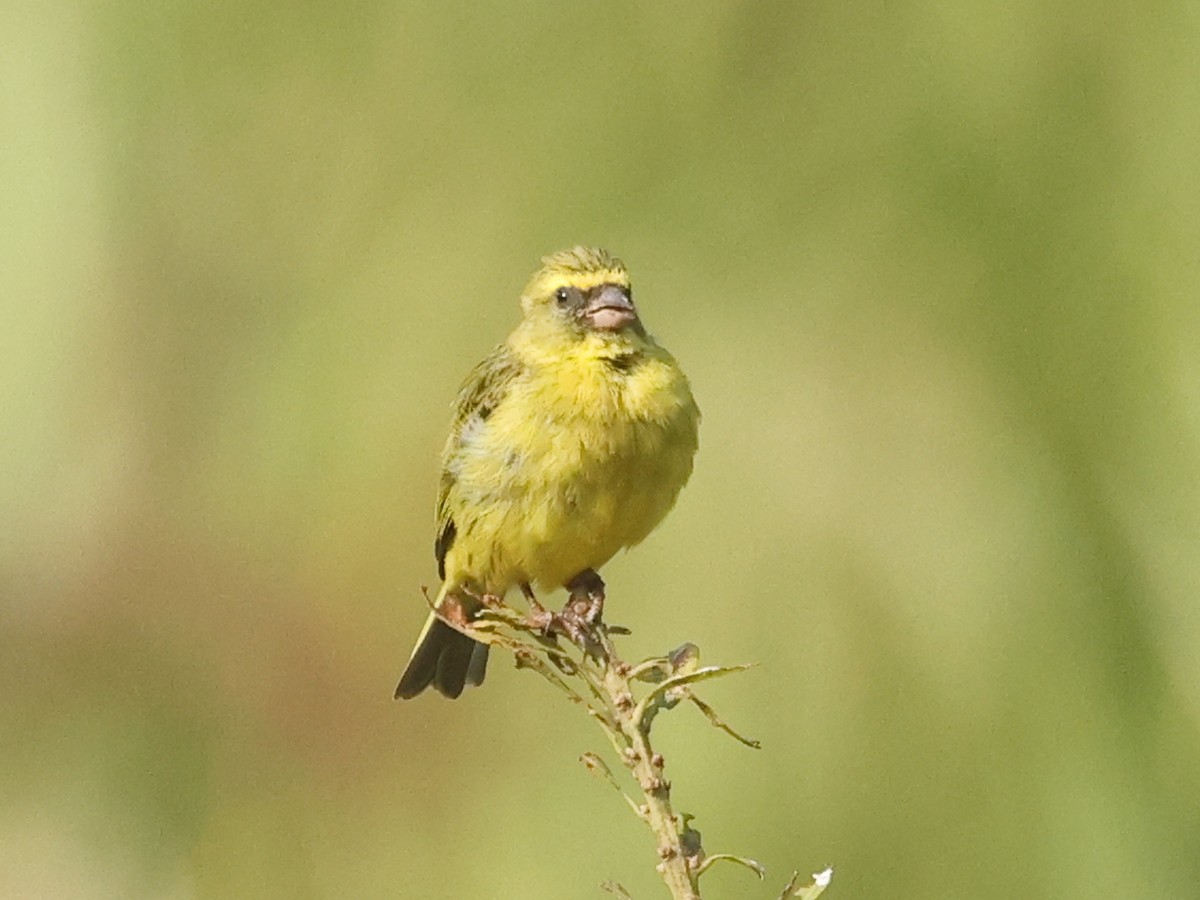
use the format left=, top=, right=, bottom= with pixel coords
left=589, top=634, right=700, bottom=900
left=452, top=601, right=791, bottom=899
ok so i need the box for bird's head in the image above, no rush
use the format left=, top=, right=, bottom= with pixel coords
left=520, top=247, right=643, bottom=338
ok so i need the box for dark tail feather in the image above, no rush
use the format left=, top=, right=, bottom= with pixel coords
left=466, top=640, right=488, bottom=687
left=394, top=615, right=489, bottom=700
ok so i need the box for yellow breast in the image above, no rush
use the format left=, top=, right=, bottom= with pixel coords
left=442, top=333, right=699, bottom=594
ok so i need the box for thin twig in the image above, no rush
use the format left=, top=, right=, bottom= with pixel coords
left=442, top=598, right=824, bottom=899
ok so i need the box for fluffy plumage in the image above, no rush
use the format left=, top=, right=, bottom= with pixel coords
left=395, top=247, right=700, bottom=699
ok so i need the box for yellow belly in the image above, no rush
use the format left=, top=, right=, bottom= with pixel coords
left=441, top=351, right=699, bottom=595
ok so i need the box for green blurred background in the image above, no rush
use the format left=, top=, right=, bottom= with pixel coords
left=5, top=2, right=1200, bottom=897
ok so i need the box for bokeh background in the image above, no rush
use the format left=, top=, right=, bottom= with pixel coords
left=5, top=2, right=1200, bottom=898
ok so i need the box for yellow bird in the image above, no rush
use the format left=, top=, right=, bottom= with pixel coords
left=395, top=247, right=700, bottom=699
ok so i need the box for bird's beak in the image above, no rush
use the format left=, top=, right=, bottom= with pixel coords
left=582, top=284, right=638, bottom=331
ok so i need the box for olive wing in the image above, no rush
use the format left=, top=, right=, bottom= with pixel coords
left=434, top=344, right=525, bottom=579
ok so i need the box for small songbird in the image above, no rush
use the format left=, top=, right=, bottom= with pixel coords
left=394, top=247, right=700, bottom=699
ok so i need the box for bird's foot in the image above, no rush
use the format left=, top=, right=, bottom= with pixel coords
left=564, top=569, right=606, bottom=625
left=523, top=605, right=555, bottom=634
left=519, top=582, right=553, bottom=633
left=517, top=573, right=607, bottom=654
left=478, top=592, right=504, bottom=610
left=522, top=607, right=599, bottom=655
left=552, top=570, right=606, bottom=656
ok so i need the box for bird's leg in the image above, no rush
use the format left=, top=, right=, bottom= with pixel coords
left=557, top=569, right=606, bottom=657
left=519, top=581, right=543, bottom=611
left=520, top=582, right=556, bottom=633
left=518, top=580, right=597, bottom=648
left=564, top=569, right=606, bottom=624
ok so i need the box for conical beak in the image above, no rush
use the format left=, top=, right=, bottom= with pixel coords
left=582, top=284, right=637, bottom=331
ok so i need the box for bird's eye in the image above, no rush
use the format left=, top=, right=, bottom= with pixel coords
left=554, top=287, right=570, bottom=306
